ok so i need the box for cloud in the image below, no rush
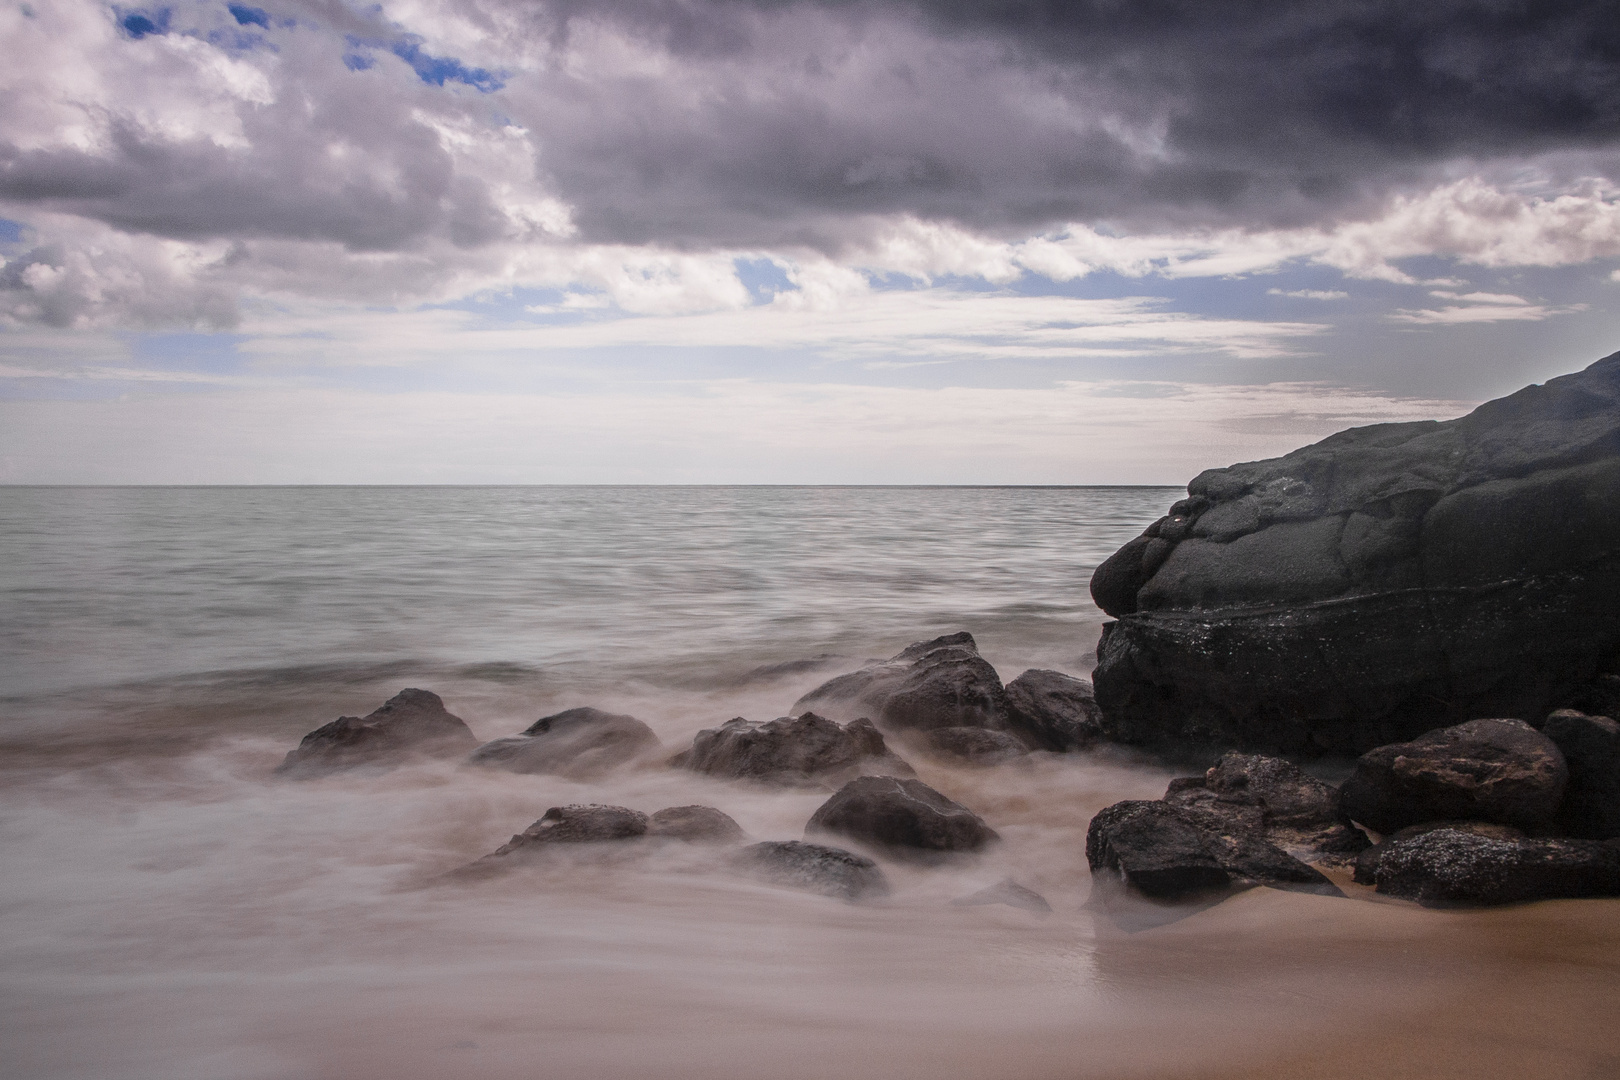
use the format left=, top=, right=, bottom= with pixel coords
left=0, top=376, right=1478, bottom=484
left=1269, top=289, right=1348, bottom=300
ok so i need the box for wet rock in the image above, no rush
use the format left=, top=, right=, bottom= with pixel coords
left=277, top=688, right=478, bottom=776
left=1003, top=668, right=1103, bottom=751
left=672, top=713, right=912, bottom=787
left=1352, top=820, right=1525, bottom=886
left=1374, top=828, right=1620, bottom=907
left=730, top=840, right=890, bottom=901
left=1542, top=709, right=1620, bottom=840
left=950, top=878, right=1052, bottom=914
left=486, top=804, right=650, bottom=861
left=466, top=707, right=661, bottom=777
left=1165, top=753, right=1370, bottom=862
left=647, top=805, right=747, bottom=844
left=1085, top=801, right=1230, bottom=900
left=923, top=726, right=1029, bottom=764
left=792, top=632, right=1015, bottom=735
left=806, top=776, right=999, bottom=859
left=1172, top=803, right=1344, bottom=896
left=1090, top=352, right=1620, bottom=753
left=1338, top=719, right=1568, bottom=835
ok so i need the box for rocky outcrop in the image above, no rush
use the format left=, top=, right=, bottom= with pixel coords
left=671, top=713, right=912, bottom=786
left=466, top=707, right=661, bottom=777
left=1089, top=352, right=1620, bottom=754
left=730, top=840, right=891, bottom=901
left=1542, top=709, right=1620, bottom=840
left=1002, top=669, right=1102, bottom=751
left=805, top=776, right=999, bottom=859
left=277, top=688, right=478, bottom=776
left=1373, top=828, right=1620, bottom=907
left=1338, top=719, right=1568, bottom=835
left=647, top=805, right=747, bottom=843
left=1164, top=752, right=1369, bottom=863
left=792, top=632, right=1014, bottom=734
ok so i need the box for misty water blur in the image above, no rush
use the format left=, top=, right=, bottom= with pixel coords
left=3, top=486, right=1618, bottom=1080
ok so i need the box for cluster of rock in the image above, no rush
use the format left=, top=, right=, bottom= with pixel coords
left=464, top=771, right=1005, bottom=903
left=1089, top=351, right=1620, bottom=756
left=1089, top=715, right=1620, bottom=908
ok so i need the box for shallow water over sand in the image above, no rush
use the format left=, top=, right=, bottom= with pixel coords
left=3, top=486, right=1618, bottom=1080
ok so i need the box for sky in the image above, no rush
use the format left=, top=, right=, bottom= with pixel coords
left=1, top=0, right=1618, bottom=484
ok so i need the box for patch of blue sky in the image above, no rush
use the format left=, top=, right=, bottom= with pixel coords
left=128, top=331, right=253, bottom=375
left=227, top=2, right=268, bottom=28
left=0, top=219, right=25, bottom=245
left=343, top=51, right=376, bottom=71
left=117, top=6, right=171, bottom=38
left=733, top=257, right=795, bottom=303
left=389, top=39, right=503, bottom=91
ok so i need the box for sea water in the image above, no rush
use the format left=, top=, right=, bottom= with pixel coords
left=2, top=486, right=1617, bottom=1080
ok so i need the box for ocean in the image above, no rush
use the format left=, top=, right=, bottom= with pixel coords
left=2, top=486, right=1617, bottom=1080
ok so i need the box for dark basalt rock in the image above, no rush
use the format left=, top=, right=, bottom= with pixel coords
left=1088, top=797, right=1343, bottom=899
left=949, top=877, right=1053, bottom=914
left=1338, top=719, right=1568, bottom=835
left=1165, top=753, right=1370, bottom=862
left=647, top=805, right=747, bottom=844
left=672, top=713, right=912, bottom=787
left=466, top=707, right=661, bottom=777
left=1085, top=801, right=1230, bottom=900
left=792, top=632, right=1015, bottom=734
left=1090, top=352, right=1620, bottom=754
left=730, top=840, right=890, bottom=901
left=806, top=776, right=999, bottom=858
left=277, top=688, right=478, bottom=776
left=1542, top=709, right=1620, bottom=840
left=1374, top=828, right=1620, bottom=907
left=923, top=726, right=1029, bottom=764
left=488, top=804, right=650, bottom=859
left=1003, top=668, right=1103, bottom=751
left=1352, top=820, right=1525, bottom=886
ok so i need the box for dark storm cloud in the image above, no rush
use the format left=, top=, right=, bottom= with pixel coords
left=3, top=0, right=1616, bottom=257
left=515, top=0, right=1620, bottom=245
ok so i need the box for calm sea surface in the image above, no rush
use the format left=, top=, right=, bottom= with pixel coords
left=2, top=486, right=1617, bottom=1080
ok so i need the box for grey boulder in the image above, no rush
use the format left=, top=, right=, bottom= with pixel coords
left=950, top=878, right=1053, bottom=914
left=1374, top=828, right=1620, bottom=907
left=792, top=632, right=1015, bottom=734
left=923, top=726, right=1030, bottom=764
left=1338, top=719, right=1568, bottom=835
left=1085, top=801, right=1231, bottom=900
left=1164, top=752, right=1369, bottom=862
left=490, top=804, right=650, bottom=857
left=1090, top=351, right=1620, bottom=754
left=1542, top=709, right=1620, bottom=840
left=730, top=840, right=890, bottom=901
left=806, top=776, right=999, bottom=859
left=647, top=805, right=747, bottom=844
left=1002, top=668, right=1102, bottom=751
left=1352, top=820, right=1525, bottom=886
left=467, top=707, right=661, bottom=777
left=278, top=688, right=478, bottom=776
left=672, top=712, right=912, bottom=787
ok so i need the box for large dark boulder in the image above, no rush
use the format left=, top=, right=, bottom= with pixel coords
left=671, top=713, right=912, bottom=786
left=466, top=707, right=661, bottom=777
left=1338, top=719, right=1568, bottom=835
left=1089, top=352, right=1620, bottom=754
left=1003, top=669, right=1102, bottom=751
left=1542, top=709, right=1620, bottom=840
left=277, top=688, right=478, bottom=776
left=806, top=776, right=999, bottom=859
left=1085, top=801, right=1231, bottom=899
left=1163, top=752, right=1369, bottom=862
left=1374, top=828, right=1620, bottom=907
left=730, top=840, right=891, bottom=901
left=1352, top=820, right=1525, bottom=885
left=792, top=632, right=1015, bottom=734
